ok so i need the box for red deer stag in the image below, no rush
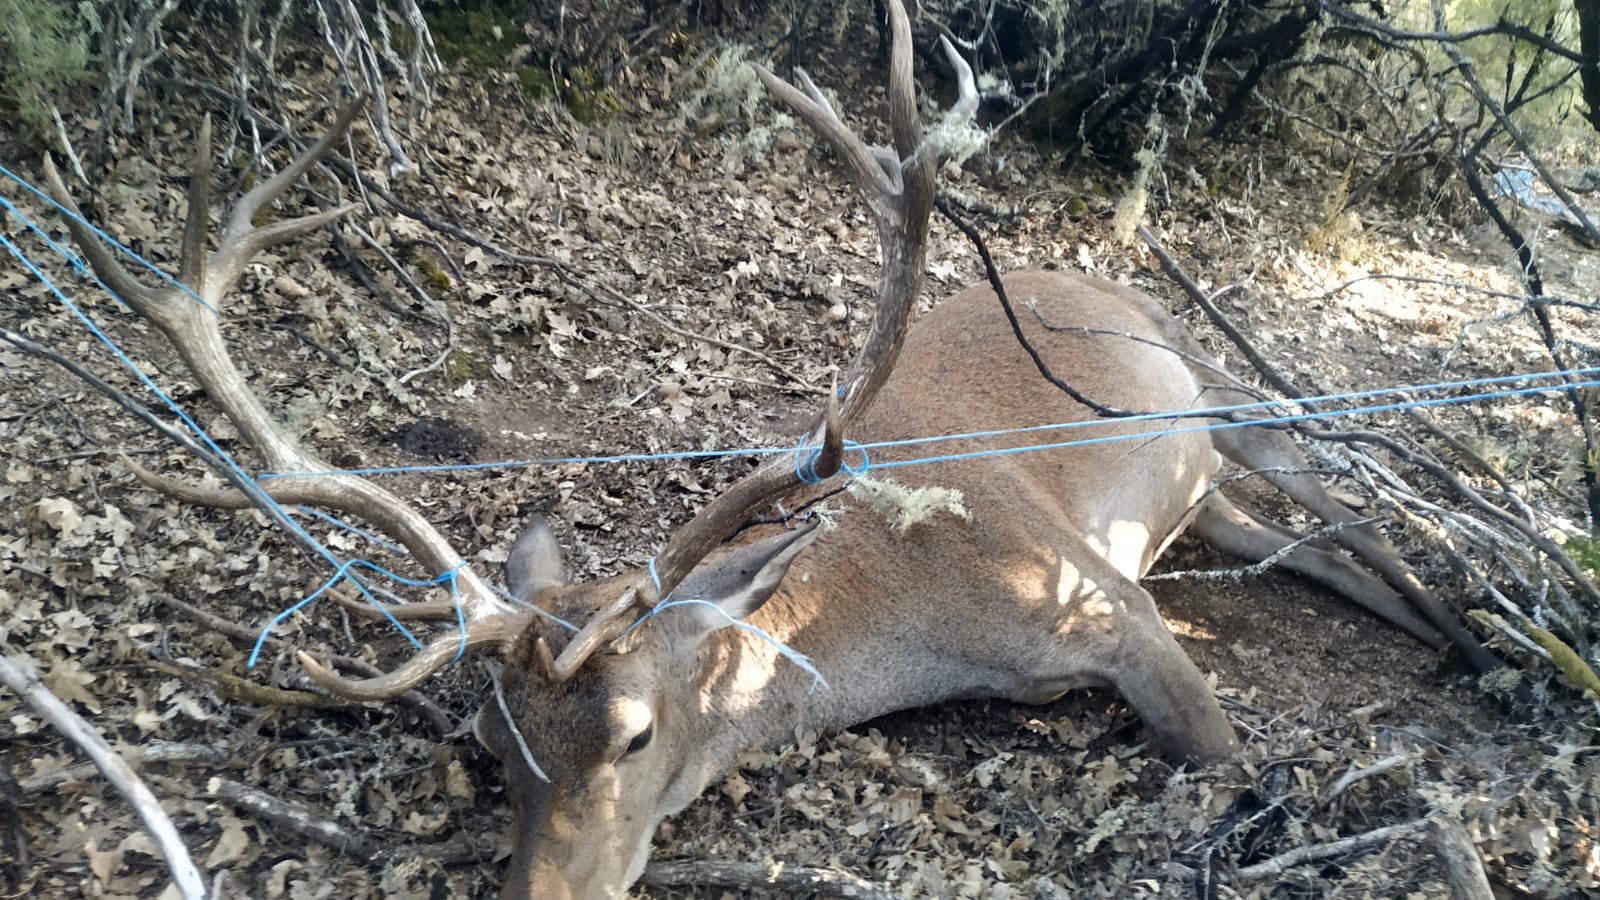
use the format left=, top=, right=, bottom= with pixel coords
left=42, top=0, right=1492, bottom=895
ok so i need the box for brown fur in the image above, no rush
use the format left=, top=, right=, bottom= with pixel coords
left=478, top=269, right=1443, bottom=898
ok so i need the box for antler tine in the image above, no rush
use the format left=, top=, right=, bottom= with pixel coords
left=177, top=115, right=214, bottom=290
left=208, top=99, right=366, bottom=299
left=45, top=103, right=526, bottom=701
left=750, top=65, right=894, bottom=205
left=883, top=0, right=921, bottom=162
left=939, top=36, right=980, bottom=122
left=228, top=98, right=366, bottom=238
left=548, top=0, right=971, bottom=683
left=296, top=612, right=524, bottom=701
left=38, top=157, right=159, bottom=307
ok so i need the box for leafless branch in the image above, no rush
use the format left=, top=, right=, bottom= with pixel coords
left=1236, top=818, right=1426, bottom=880
left=641, top=859, right=895, bottom=900
left=0, top=650, right=208, bottom=900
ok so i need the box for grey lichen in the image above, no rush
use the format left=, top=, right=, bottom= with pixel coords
left=848, top=476, right=972, bottom=534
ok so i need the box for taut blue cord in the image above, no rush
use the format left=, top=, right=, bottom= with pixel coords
left=294, top=505, right=406, bottom=555
left=866, top=377, right=1600, bottom=471
left=622, top=597, right=828, bottom=691
left=0, top=163, right=216, bottom=312
left=255, top=366, right=1600, bottom=481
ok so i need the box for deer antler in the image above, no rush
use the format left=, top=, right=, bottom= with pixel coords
left=43, top=100, right=523, bottom=700
left=547, top=0, right=979, bottom=681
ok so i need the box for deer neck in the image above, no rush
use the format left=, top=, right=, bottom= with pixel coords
left=672, top=532, right=977, bottom=796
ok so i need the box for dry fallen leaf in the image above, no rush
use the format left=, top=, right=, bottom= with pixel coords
left=203, top=816, right=252, bottom=867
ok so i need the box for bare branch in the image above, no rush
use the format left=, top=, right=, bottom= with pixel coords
left=641, top=859, right=895, bottom=900
left=1236, top=819, right=1426, bottom=881
left=0, top=650, right=208, bottom=900
left=1320, top=1, right=1583, bottom=65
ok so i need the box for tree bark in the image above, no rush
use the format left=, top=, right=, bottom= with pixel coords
left=1578, top=0, right=1600, bottom=133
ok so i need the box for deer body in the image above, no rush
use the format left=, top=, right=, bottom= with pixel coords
left=481, top=269, right=1254, bottom=896
left=749, top=268, right=1235, bottom=746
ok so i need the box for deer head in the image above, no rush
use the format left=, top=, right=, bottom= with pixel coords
left=473, top=518, right=824, bottom=896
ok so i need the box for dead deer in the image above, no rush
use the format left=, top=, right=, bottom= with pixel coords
left=38, top=0, right=1497, bottom=896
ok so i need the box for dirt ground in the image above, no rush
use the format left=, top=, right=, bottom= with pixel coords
left=3, top=18, right=1599, bottom=900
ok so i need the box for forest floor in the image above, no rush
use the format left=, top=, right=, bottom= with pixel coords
left=3, top=20, right=1599, bottom=900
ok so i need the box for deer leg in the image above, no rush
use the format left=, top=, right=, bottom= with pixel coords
left=1097, top=583, right=1239, bottom=765
left=1024, top=550, right=1239, bottom=765
left=1191, top=493, right=1445, bottom=648
left=1209, top=425, right=1499, bottom=672
left=1223, top=496, right=1340, bottom=554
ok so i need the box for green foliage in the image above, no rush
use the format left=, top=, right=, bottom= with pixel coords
left=0, top=0, right=96, bottom=141
left=425, top=1, right=618, bottom=122
left=1570, top=531, right=1600, bottom=577
left=425, top=3, right=525, bottom=69
left=1435, top=0, right=1587, bottom=147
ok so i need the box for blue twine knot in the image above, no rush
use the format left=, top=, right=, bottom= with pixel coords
left=794, top=439, right=870, bottom=483
left=647, top=556, right=664, bottom=595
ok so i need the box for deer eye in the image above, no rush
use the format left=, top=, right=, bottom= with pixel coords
left=623, top=723, right=654, bottom=756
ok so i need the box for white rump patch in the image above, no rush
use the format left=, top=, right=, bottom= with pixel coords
left=848, top=476, right=972, bottom=534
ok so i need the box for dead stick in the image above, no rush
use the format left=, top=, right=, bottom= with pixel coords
left=641, top=859, right=895, bottom=900
left=209, top=777, right=381, bottom=858
left=207, top=777, right=485, bottom=865
left=1236, top=819, right=1424, bottom=880
left=1322, top=753, right=1412, bottom=806
left=1137, top=225, right=1308, bottom=403
left=0, top=650, right=208, bottom=899
left=1430, top=817, right=1492, bottom=900
left=21, top=742, right=231, bottom=793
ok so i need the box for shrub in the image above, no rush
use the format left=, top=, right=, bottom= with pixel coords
left=0, top=0, right=95, bottom=142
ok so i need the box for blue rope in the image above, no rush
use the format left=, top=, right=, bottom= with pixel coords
left=256, top=365, right=1600, bottom=481
left=853, top=365, right=1600, bottom=454
left=258, top=443, right=793, bottom=479
left=294, top=505, right=406, bottom=555
left=248, top=561, right=464, bottom=666
left=795, top=439, right=870, bottom=483
left=490, top=583, right=579, bottom=632
left=0, top=163, right=216, bottom=313
left=866, top=376, right=1600, bottom=471
left=622, top=597, right=829, bottom=691
left=635, top=553, right=821, bottom=687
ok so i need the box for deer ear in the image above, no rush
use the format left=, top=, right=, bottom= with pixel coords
left=675, top=523, right=821, bottom=636
left=505, top=515, right=566, bottom=601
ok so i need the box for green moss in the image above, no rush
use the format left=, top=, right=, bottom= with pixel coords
left=426, top=3, right=616, bottom=122
left=0, top=0, right=92, bottom=142
left=516, top=64, right=617, bottom=122
left=517, top=66, right=554, bottom=99
left=425, top=4, right=524, bottom=69
left=1529, top=625, right=1600, bottom=698
left=443, top=348, right=488, bottom=384
left=564, top=83, right=620, bottom=124
left=415, top=255, right=452, bottom=292
left=1570, top=532, right=1600, bottom=577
